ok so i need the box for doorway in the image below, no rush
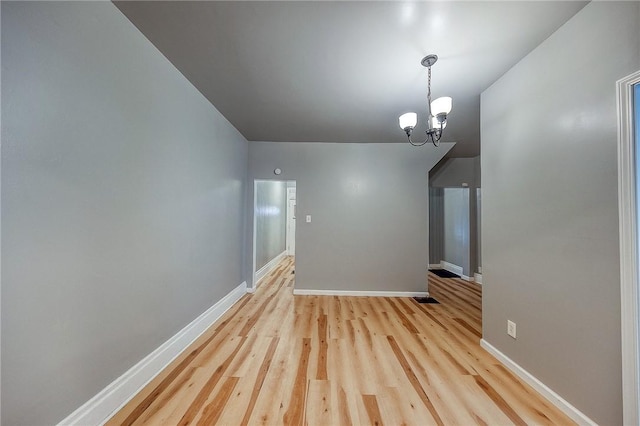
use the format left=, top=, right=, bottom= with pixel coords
left=286, top=185, right=296, bottom=256
left=252, top=179, right=296, bottom=290
left=428, top=186, right=481, bottom=282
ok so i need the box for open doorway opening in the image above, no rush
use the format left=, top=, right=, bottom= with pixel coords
left=428, top=156, right=481, bottom=284
left=428, top=186, right=481, bottom=282
left=286, top=184, right=296, bottom=256
left=252, top=179, right=296, bottom=291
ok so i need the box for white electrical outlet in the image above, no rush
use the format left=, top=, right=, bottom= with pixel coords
left=507, top=320, right=517, bottom=339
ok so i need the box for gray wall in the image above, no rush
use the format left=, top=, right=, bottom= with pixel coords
left=1, top=2, right=248, bottom=425
left=246, top=142, right=452, bottom=292
left=254, top=180, right=287, bottom=271
left=481, top=2, right=640, bottom=424
left=443, top=188, right=471, bottom=276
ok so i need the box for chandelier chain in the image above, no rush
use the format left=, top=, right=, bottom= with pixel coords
left=427, top=66, right=432, bottom=116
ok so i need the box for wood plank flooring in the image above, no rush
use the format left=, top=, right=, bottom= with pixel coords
left=107, top=257, right=574, bottom=425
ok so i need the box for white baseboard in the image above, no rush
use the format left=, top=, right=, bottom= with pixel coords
left=430, top=262, right=473, bottom=281
left=293, top=289, right=428, bottom=298
left=440, top=261, right=474, bottom=282
left=255, top=250, right=287, bottom=283
left=474, top=273, right=483, bottom=284
left=58, top=281, right=248, bottom=426
left=480, top=339, right=596, bottom=426
left=441, top=260, right=464, bottom=276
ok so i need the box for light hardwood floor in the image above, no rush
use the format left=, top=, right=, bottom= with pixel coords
left=107, top=257, right=574, bottom=425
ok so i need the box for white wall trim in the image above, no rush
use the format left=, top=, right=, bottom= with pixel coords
left=480, top=339, right=597, bottom=426
left=58, top=281, right=248, bottom=426
left=474, top=273, right=483, bottom=284
left=255, top=250, right=287, bottom=283
left=617, top=69, right=640, bottom=426
left=441, top=260, right=474, bottom=282
left=441, top=260, right=464, bottom=277
left=293, top=289, right=428, bottom=298
left=429, top=260, right=482, bottom=284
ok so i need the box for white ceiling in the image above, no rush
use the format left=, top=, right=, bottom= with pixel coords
left=115, top=1, right=588, bottom=157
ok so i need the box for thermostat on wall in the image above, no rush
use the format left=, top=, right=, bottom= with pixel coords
left=274, top=168, right=282, bottom=175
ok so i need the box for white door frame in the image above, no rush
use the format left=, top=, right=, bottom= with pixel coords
left=251, top=179, right=260, bottom=293
left=617, top=69, right=640, bottom=426
left=286, top=191, right=296, bottom=256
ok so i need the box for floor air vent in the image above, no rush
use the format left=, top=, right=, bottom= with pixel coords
left=413, top=296, right=440, bottom=304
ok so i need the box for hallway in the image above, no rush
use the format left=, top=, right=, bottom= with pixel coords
left=107, top=257, right=572, bottom=425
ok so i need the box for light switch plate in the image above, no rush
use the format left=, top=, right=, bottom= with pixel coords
left=507, top=320, right=517, bottom=339
left=306, top=215, right=311, bottom=223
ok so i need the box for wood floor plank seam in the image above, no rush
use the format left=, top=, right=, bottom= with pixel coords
left=386, top=335, right=445, bottom=426
left=386, top=298, right=420, bottom=334
left=195, top=376, right=239, bottom=425
left=177, top=336, right=249, bottom=425
left=473, top=375, right=528, bottom=426
left=239, top=336, right=280, bottom=425
left=361, top=394, right=384, bottom=426
left=282, top=337, right=312, bottom=425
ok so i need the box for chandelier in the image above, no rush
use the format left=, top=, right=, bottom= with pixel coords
left=398, top=54, right=452, bottom=147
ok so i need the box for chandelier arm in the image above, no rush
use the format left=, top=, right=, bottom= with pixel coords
left=407, top=133, right=430, bottom=147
